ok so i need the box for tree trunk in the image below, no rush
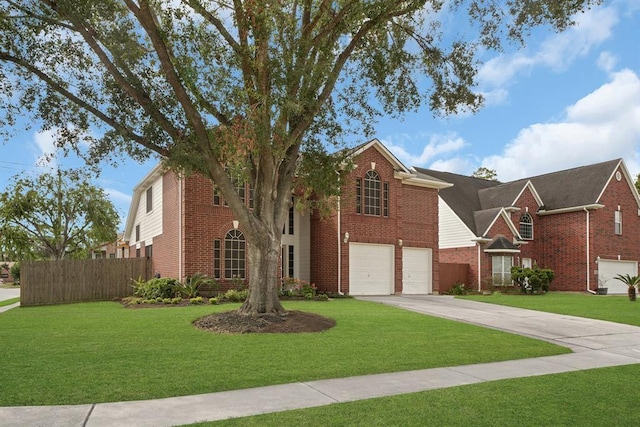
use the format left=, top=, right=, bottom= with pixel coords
left=237, top=229, right=286, bottom=316
left=629, top=286, right=636, bottom=302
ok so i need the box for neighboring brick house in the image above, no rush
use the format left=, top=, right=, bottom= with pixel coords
left=91, top=234, right=129, bottom=259
left=124, top=139, right=449, bottom=295
left=417, top=159, right=640, bottom=294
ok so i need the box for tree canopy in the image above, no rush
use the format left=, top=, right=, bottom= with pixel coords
left=0, top=169, right=120, bottom=260
left=0, top=0, right=601, bottom=314
left=472, top=167, right=499, bottom=181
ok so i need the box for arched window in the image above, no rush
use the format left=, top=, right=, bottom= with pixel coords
left=364, top=170, right=381, bottom=216
left=519, top=212, right=533, bottom=240
left=224, top=229, right=246, bottom=279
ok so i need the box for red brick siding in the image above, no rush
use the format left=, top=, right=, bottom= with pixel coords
left=310, top=145, right=440, bottom=294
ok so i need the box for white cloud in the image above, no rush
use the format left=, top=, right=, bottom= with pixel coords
left=104, top=188, right=132, bottom=206
left=482, top=69, right=640, bottom=181
left=383, top=133, right=467, bottom=167
left=597, top=51, right=618, bottom=73
left=478, top=5, right=619, bottom=89
left=32, top=129, right=58, bottom=169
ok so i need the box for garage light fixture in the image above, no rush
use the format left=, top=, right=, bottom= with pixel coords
left=344, top=232, right=349, bottom=243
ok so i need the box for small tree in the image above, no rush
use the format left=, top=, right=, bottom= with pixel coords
left=511, top=265, right=554, bottom=294
left=0, top=169, right=119, bottom=260
left=613, top=274, right=639, bottom=301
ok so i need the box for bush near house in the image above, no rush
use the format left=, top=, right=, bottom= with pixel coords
left=511, top=266, right=555, bottom=294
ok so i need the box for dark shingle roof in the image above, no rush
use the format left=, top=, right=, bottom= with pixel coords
left=413, top=168, right=501, bottom=234
left=419, top=159, right=622, bottom=236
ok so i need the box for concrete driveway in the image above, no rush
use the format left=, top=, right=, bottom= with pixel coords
left=357, top=295, right=640, bottom=354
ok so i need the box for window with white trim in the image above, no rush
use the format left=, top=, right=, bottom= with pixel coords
left=492, top=255, right=513, bottom=286
left=146, top=186, right=153, bottom=213
left=364, top=170, right=381, bottom=216
left=519, top=213, right=533, bottom=240
left=224, top=230, right=246, bottom=279
left=615, top=210, right=622, bottom=235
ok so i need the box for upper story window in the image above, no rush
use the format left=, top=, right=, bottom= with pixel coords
left=519, top=212, right=533, bottom=240
left=364, top=170, right=381, bottom=216
left=135, top=224, right=140, bottom=242
left=615, top=210, right=622, bottom=235
left=146, top=186, right=153, bottom=213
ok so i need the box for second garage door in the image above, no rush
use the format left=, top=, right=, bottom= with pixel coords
left=349, top=243, right=394, bottom=295
left=598, top=259, right=638, bottom=294
left=402, top=247, right=432, bottom=294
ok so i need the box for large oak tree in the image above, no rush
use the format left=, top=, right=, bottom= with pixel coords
left=0, top=0, right=600, bottom=315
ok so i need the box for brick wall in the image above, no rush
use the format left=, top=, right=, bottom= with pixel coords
left=310, top=144, right=440, bottom=294
left=151, top=171, right=181, bottom=279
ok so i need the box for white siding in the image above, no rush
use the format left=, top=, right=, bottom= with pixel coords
left=439, top=197, right=476, bottom=248
left=127, top=174, right=163, bottom=249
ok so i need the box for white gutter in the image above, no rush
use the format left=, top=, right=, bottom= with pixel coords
left=537, top=203, right=604, bottom=216
left=585, top=207, right=596, bottom=294
left=336, top=195, right=344, bottom=295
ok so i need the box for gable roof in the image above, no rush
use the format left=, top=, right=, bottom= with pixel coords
left=414, top=168, right=500, bottom=234
left=352, top=139, right=453, bottom=189
left=419, top=158, right=635, bottom=238
left=123, top=163, right=165, bottom=239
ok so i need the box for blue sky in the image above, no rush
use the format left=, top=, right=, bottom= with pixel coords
left=1, top=0, right=639, bottom=229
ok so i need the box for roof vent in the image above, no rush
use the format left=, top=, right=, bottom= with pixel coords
left=616, top=171, right=622, bottom=181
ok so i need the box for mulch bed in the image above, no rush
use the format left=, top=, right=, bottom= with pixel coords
left=194, top=310, right=336, bottom=334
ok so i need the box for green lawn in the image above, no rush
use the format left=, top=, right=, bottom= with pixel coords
left=193, top=364, right=640, bottom=426
left=459, top=292, right=640, bottom=326
left=0, top=299, right=568, bottom=406
left=0, top=297, right=19, bottom=307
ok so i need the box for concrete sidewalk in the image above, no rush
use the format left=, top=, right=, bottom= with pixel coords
left=2, top=295, right=640, bottom=426
left=0, top=287, right=19, bottom=313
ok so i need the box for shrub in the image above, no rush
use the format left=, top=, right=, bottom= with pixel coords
left=189, top=296, right=204, bottom=305
left=171, top=297, right=182, bottom=304
left=162, top=298, right=172, bottom=304
left=223, top=289, right=248, bottom=302
left=447, top=283, right=467, bottom=295
left=314, top=293, right=329, bottom=301
left=282, top=278, right=317, bottom=299
left=511, top=266, right=554, bottom=294
left=175, top=273, right=218, bottom=298
left=209, top=297, right=219, bottom=305
left=131, top=277, right=179, bottom=300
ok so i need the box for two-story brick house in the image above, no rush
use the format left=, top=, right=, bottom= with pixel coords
left=124, top=139, right=448, bottom=295
left=418, top=159, right=640, bottom=294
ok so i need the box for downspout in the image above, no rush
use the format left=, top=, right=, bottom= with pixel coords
left=477, top=243, right=482, bottom=292
left=178, top=176, right=183, bottom=282
left=585, top=207, right=596, bottom=294
left=336, top=195, right=344, bottom=295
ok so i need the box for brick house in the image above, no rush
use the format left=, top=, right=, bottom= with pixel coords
left=123, top=139, right=449, bottom=295
left=417, top=159, right=640, bottom=294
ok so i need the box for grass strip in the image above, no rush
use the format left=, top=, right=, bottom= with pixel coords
left=459, top=292, right=640, bottom=326
left=0, top=297, right=19, bottom=307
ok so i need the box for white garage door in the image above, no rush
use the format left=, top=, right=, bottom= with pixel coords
left=349, top=243, right=394, bottom=295
left=402, top=247, right=432, bottom=294
left=598, top=260, right=638, bottom=294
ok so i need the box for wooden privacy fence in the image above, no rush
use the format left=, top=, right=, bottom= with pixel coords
left=21, top=258, right=152, bottom=307
left=439, top=263, right=470, bottom=294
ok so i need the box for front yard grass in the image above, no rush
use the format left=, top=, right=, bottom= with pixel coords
left=459, top=292, right=640, bottom=326
left=194, top=364, right=640, bottom=426
left=0, top=299, right=569, bottom=406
